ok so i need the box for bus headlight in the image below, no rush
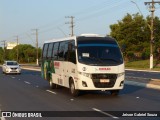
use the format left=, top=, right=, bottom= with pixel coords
left=78, top=72, right=91, bottom=78
left=118, top=72, right=125, bottom=77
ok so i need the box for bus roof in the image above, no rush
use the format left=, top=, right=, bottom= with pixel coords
left=44, top=34, right=113, bottom=43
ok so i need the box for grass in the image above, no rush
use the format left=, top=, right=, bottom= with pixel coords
left=125, top=59, right=160, bottom=71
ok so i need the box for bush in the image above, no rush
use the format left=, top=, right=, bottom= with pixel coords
left=141, top=50, right=150, bottom=60
left=126, top=51, right=135, bottom=61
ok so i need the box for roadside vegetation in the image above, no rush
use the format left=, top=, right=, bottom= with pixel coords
left=110, top=13, right=160, bottom=70
left=125, top=60, right=160, bottom=71
left=0, top=13, right=160, bottom=71
left=0, top=44, right=41, bottom=63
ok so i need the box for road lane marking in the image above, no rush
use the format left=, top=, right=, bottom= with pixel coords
left=92, top=108, right=119, bottom=119
left=46, top=90, right=56, bottom=94
left=24, top=81, right=31, bottom=84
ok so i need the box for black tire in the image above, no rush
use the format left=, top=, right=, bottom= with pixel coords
left=69, top=79, right=79, bottom=97
left=49, top=79, right=57, bottom=89
left=110, top=90, right=119, bottom=96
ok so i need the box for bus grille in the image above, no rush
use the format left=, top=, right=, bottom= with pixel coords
left=91, top=74, right=117, bottom=88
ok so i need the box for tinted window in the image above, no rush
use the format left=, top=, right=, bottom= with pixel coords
left=42, top=43, right=49, bottom=58
left=64, top=40, right=76, bottom=64
left=58, top=41, right=66, bottom=60
left=52, top=42, right=59, bottom=60
left=7, top=61, right=18, bottom=65
left=47, top=43, right=54, bottom=58
left=77, top=37, right=123, bottom=66
left=64, top=41, right=69, bottom=61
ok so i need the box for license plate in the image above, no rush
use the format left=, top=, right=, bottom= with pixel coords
left=100, top=79, right=110, bottom=83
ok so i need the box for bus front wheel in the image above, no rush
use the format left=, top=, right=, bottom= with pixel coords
left=69, top=79, right=79, bottom=97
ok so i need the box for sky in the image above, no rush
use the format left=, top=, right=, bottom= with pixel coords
left=0, top=0, right=160, bottom=48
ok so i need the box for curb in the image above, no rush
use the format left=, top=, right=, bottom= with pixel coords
left=21, top=67, right=41, bottom=72
left=125, top=69, right=160, bottom=73
left=125, top=81, right=160, bottom=90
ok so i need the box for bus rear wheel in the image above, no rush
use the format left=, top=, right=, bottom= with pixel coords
left=49, top=78, right=57, bottom=89
left=69, top=79, right=79, bottom=97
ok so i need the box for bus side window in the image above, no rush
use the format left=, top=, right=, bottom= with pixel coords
left=71, top=41, right=76, bottom=64
left=42, top=43, right=49, bottom=59
left=47, top=43, right=54, bottom=58
left=66, top=40, right=76, bottom=64
left=58, top=41, right=66, bottom=61
left=64, top=41, right=69, bottom=61
left=52, top=42, right=59, bottom=60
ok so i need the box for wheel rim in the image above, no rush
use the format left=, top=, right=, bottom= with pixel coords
left=70, top=83, right=75, bottom=94
left=49, top=80, right=52, bottom=87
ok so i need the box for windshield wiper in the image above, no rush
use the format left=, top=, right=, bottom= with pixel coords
left=100, top=58, right=119, bottom=63
left=88, top=56, right=104, bottom=63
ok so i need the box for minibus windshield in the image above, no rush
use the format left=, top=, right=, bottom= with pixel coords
left=77, top=37, right=123, bottom=66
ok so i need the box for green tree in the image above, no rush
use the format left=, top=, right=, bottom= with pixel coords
left=109, top=13, right=153, bottom=61
left=6, top=44, right=42, bottom=63
left=0, top=47, right=4, bottom=63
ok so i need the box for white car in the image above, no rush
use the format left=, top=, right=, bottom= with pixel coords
left=2, top=61, right=21, bottom=74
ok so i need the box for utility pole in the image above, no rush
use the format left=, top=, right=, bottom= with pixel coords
left=144, top=0, right=160, bottom=69
left=32, top=29, right=39, bottom=65
left=14, top=36, right=19, bottom=62
left=1, top=40, right=6, bottom=60
left=65, top=16, right=75, bottom=36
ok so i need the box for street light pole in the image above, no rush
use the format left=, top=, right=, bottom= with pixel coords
left=131, top=1, right=143, bottom=15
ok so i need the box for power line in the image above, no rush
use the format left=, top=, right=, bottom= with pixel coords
left=1, top=0, right=140, bottom=45
left=57, top=27, right=67, bottom=37
left=75, top=1, right=127, bottom=22
left=1, top=1, right=127, bottom=40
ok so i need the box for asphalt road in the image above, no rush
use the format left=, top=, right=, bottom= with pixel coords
left=126, top=70, right=160, bottom=80
left=20, top=65, right=160, bottom=80
left=0, top=69, right=160, bottom=120
left=22, top=65, right=160, bottom=80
